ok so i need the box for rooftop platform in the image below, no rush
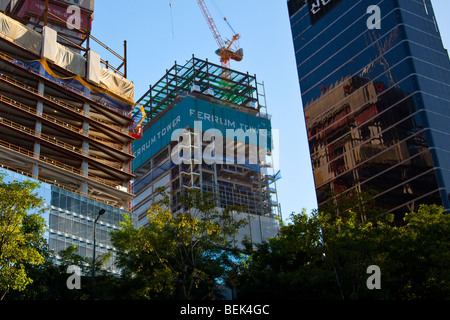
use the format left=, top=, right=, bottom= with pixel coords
left=133, top=56, right=263, bottom=128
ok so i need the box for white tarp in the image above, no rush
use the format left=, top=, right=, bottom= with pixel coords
left=54, top=41, right=86, bottom=77
left=0, top=11, right=42, bottom=55
left=0, top=11, right=135, bottom=103
left=100, top=67, right=135, bottom=101
left=41, top=26, right=57, bottom=62
left=87, top=49, right=100, bottom=84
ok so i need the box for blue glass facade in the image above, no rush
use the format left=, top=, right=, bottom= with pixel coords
left=1, top=167, right=127, bottom=273
left=289, top=0, right=450, bottom=214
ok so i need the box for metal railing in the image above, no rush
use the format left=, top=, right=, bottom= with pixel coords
left=0, top=114, right=129, bottom=172
left=0, top=72, right=127, bottom=133
left=0, top=138, right=131, bottom=193
left=0, top=92, right=126, bottom=152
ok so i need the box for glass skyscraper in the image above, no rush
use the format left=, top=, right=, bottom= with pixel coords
left=288, top=0, right=450, bottom=215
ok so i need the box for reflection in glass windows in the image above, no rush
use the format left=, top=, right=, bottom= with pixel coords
left=289, top=0, right=450, bottom=215
left=48, top=187, right=128, bottom=273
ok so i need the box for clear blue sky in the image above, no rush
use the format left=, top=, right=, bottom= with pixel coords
left=91, top=1, right=450, bottom=222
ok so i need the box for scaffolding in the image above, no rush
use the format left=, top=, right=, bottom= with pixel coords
left=133, top=56, right=261, bottom=128
left=3, top=0, right=127, bottom=78
left=0, top=3, right=136, bottom=210
left=132, top=57, right=281, bottom=220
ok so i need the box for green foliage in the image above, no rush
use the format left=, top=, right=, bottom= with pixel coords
left=0, top=176, right=48, bottom=300
left=110, top=188, right=247, bottom=300
left=380, top=204, right=450, bottom=299
left=3, top=177, right=449, bottom=300
left=235, top=191, right=450, bottom=300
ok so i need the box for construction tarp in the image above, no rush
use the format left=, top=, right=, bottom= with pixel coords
left=87, top=49, right=100, bottom=84
left=0, top=11, right=41, bottom=55
left=55, top=41, right=87, bottom=77
left=100, top=67, right=134, bottom=102
left=23, top=59, right=134, bottom=114
left=41, top=26, right=57, bottom=61
left=0, top=11, right=135, bottom=104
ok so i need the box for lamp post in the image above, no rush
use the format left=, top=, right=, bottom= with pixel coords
left=92, top=208, right=105, bottom=279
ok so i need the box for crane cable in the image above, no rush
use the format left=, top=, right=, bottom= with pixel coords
left=209, top=0, right=237, bottom=35
left=169, top=2, right=175, bottom=41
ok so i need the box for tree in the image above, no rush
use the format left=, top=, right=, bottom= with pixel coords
left=235, top=209, right=334, bottom=299
left=317, top=206, right=391, bottom=299
left=110, top=188, right=247, bottom=300
left=235, top=191, right=450, bottom=300
left=55, top=244, right=114, bottom=300
left=235, top=190, right=390, bottom=300
left=0, top=176, right=47, bottom=300
left=381, top=204, right=450, bottom=299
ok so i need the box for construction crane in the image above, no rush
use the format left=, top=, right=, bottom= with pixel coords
left=196, top=0, right=243, bottom=69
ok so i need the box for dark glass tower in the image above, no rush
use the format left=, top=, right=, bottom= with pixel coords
left=288, top=0, right=450, bottom=215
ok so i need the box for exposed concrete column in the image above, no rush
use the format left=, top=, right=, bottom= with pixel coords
left=81, top=103, right=90, bottom=194
left=82, top=102, right=90, bottom=156
left=32, top=81, right=45, bottom=179
left=80, top=181, right=88, bottom=196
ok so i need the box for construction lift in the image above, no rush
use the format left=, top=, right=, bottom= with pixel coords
left=196, top=0, right=244, bottom=69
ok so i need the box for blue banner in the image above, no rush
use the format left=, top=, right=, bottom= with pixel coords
left=132, top=96, right=272, bottom=170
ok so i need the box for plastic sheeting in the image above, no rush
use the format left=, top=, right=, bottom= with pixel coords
left=100, top=67, right=134, bottom=102
left=0, top=11, right=42, bottom=55
left=55, top=41, right=87, bottom=77
left=0, top=12, right=135, bottom=104
left=41, top=26, right=57, bottom=62
left=87, top=49, right=100, bottom=84
left=18, top=59, right=134, bottom=115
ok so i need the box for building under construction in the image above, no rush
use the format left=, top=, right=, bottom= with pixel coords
left=0, top=0, right=140, bottom=271
left=132, top=57, right=280, bottom=245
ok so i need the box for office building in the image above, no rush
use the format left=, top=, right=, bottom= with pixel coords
left=288, top=0, right=450, bottom=215
left=132, top=57, right=280, bottom=245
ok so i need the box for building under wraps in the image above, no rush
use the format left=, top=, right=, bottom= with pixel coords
left=132, top=57, right=281, bottom=246
left=0, top=0, right=141, bottom=272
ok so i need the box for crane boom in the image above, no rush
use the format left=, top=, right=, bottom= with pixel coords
left=196, top=0, right=243, bottom=69
left=196, top=0, right=225, bottom=49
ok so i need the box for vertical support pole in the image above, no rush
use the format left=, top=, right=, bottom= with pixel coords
left=174, top=61, right=178, bottom=93
left=44, top=0, right=49, bottom=27
left=254, top=74, right=260, bottom=111
left=82, top=103, right=90, bottom=156
left=206, top=58, right=210, bottom=88
left=148, top=84, right=152, bottom=122
left=247, top=72, right=251, bottom=103
left=86, top=12, right=92, bottom=52
left=166, top=69, right=169, bottom=100
left=123, top=40, right=127, bottom=78
left=192, top=55, right=196, bottom=86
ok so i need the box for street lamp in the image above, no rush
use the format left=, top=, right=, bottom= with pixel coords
left=92, top=208, right=105, bottom=279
